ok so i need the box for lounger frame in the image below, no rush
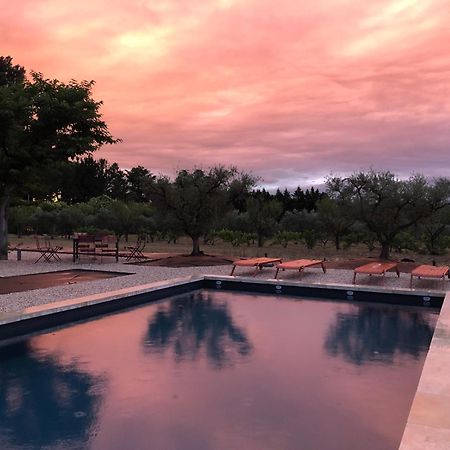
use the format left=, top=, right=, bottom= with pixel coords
left=410, top=265, right=449, bottom=289
left=274, top=259, right=326, bottom=279
left=352, top=262, right=400, bottom=285
left=230, top=258, right=282, bottom=276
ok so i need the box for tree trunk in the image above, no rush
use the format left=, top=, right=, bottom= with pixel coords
left=335, top=234, right=340, bottom=250
left=0, top=191, right=11, bottom=260
left=257, top=231, right=263, bottom=248
left=190, top=236, right=203, bottom=256
left=379, top=242, right=390, bottom=259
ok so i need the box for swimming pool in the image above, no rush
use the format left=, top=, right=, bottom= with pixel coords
left=0, top=290, right=438, bottom=450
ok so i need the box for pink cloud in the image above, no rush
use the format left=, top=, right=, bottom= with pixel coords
left=2, top=0, right=450, bottom=187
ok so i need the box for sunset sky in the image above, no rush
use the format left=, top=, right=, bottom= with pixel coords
left=2, top=0, right=449, bottom=188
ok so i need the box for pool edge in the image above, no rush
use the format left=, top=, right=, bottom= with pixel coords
left=398, top=289, right=450, bottom=450
left=0, top=274, right=443, bottom=340
left=0, top=275, right=447, bottom=449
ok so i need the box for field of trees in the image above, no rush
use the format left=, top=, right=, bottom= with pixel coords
left=7, top=166, right=450, bottom=264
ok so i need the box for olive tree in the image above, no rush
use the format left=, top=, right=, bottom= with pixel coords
left=316, top=197, right=354, bottom=250
left=419, top=205, right=450, bottom=255
left=327, top=170, right=450, bottom=259
left=148, top=167, right=255, bottom=256
left=246, top=196, right=283, bottom=247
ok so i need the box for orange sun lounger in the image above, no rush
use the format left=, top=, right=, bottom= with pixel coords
left=410, top=265, right=449, bottom=289
left=352, top=262, right=400, bottom=284
left=230, top=257, right=282, bottom=276
left=274, top=259, right=326, bottom=279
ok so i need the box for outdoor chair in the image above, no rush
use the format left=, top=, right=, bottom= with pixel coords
left=44, top=236, right=62, bottom=261
left=410, top=265, right=449, bottom=289
left=125, top=236, right=146, bottom=262
left=230, top=257, right=283, bottom=276
left=76, top=234, right=96, bottom=261
left=34, top=236, right=52, bottom=263
left=352, top=262, right=400, bottom=284
left=94, top=235, right=118, bottom=262
left=274, top=259, right=326, bottom=279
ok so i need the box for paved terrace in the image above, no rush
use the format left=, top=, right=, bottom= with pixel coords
left=0, top=253, right=449, bottom=314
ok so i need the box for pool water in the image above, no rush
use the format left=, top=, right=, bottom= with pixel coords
left=0, top=290, right=438, bottom=450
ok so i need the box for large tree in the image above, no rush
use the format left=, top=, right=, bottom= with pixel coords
left=419, top=205, right=450, bottom=255
left=326, top=170, right=450, bottom=259
left=0, top=56, right=118, bottom=258
left=148, top=167, right=255, bottom=256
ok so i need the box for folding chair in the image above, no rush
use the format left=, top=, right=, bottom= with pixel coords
left=44, top=236, right=62, bottom=261
left=125, top=236, right=146, bottom=261
left=35, top=236, right=52, bottom=263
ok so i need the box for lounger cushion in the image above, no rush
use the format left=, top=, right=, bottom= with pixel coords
left=354, top=262, right=398, bottom=274
left=278, top=259, right=323, bottom=269
left=233, top=258, right=282, bottom=267
left=411, top=265, right=449, bottom=278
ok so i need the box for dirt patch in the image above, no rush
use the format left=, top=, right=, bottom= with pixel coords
left=0, top=269, right=130, bottom=295
left=137, top=254, right=234, bottom=268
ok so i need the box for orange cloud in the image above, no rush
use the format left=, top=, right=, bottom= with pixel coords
left=2, top=0, right=449, bottom=186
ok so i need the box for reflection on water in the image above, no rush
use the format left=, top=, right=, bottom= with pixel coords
left=144, top=291, right=252, bottom=367
left=0, top=341, right=103, bottom=450
left=325, top=306, right=436, bottom=365
left=0, top=292, right=439, bottom=450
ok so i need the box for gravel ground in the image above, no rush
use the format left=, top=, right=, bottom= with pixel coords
left=1, top=252, right=448, bottom=314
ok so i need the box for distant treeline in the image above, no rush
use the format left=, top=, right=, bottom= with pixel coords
left=15, top=155, right=325, bottom=212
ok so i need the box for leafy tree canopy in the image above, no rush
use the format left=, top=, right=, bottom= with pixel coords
left=0, top=56, right=118, bottom=258
left=148, top=166, right=255, bottom=255
left=326, top=170, right=450, bottom=259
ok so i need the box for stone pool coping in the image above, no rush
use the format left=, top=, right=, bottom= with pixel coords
left=0, top=274, right=448, bottom=449
left=399, top=289, right=450, bottom=450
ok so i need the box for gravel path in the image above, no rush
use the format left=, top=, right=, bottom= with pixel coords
left=1, top=252, right=448, bottom=314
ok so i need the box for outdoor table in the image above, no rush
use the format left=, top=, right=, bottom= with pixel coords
left=72, top=235, right=119, bottom=262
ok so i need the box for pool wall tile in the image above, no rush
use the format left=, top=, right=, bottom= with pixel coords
left=203, top=275, right=444, bottom=307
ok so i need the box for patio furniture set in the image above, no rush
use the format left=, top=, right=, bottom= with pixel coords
left=11, top=235, right=147, bottom=263
left=72, top=234, right=147, bottom=262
